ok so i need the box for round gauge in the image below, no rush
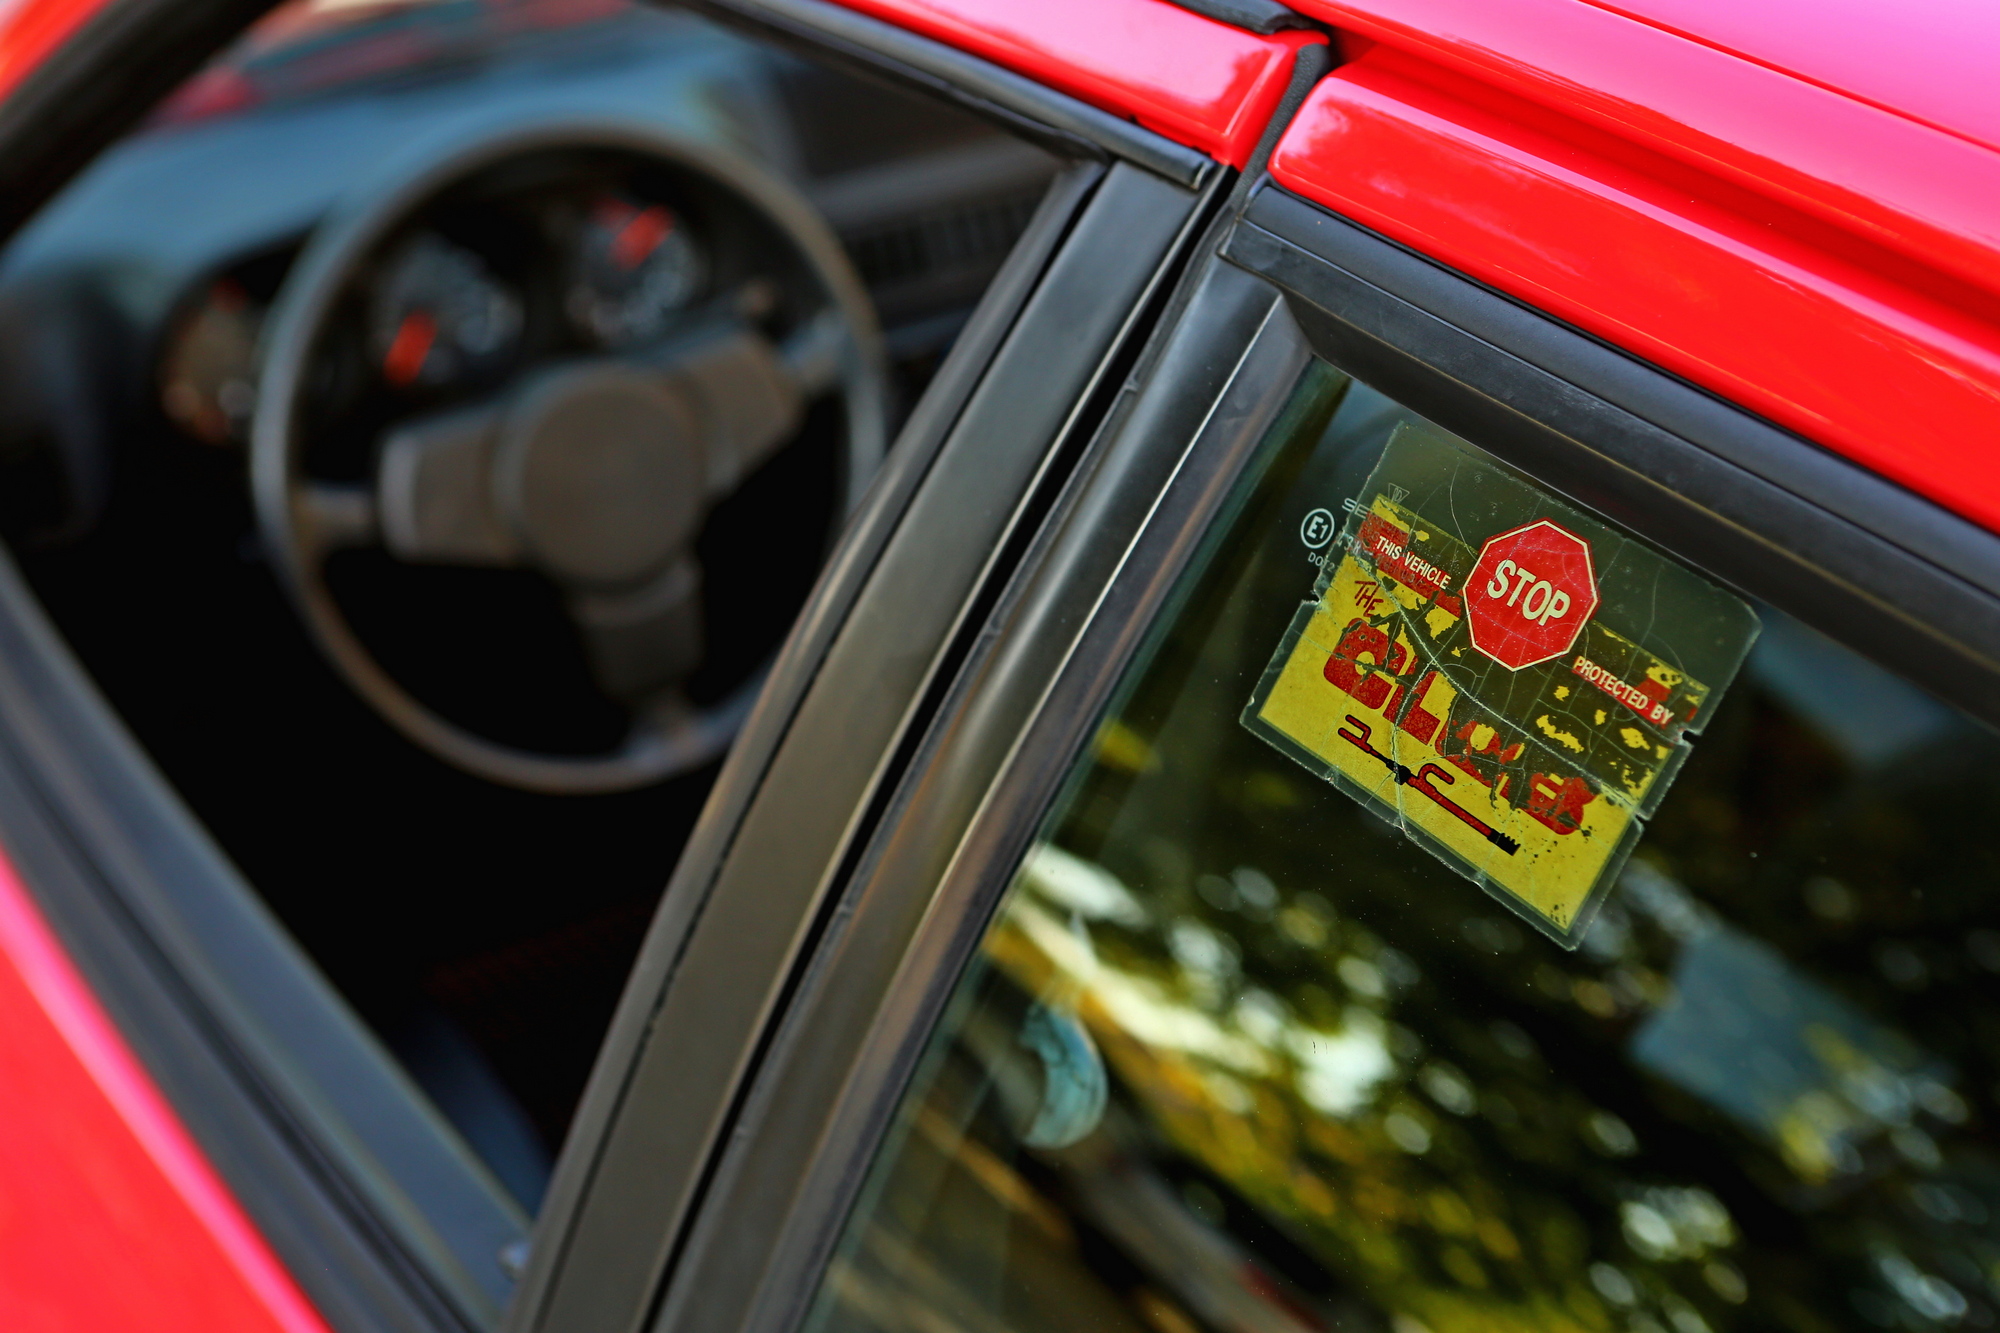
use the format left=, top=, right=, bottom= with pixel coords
left=369, top=233, right=524, bottom=389
left=160, top=278, right=262, bottom=445
left=566, top=194, right=704, bottom=348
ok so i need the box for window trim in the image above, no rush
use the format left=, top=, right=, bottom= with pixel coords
left=633, top=180, right=2000, bottom=1333
left=514, top=29, right=1335, bottom=1332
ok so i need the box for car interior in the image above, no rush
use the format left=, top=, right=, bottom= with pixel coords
left=0, top=0, right=1055, bottom=1215
left=13, top=5, right=2000, bottom=1333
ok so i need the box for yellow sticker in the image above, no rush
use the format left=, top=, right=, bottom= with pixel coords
left=1243, top=422, right=1757, bottom=946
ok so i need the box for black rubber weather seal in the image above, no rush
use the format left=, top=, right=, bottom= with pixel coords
left=1169, top=0, right=1317, bottom=33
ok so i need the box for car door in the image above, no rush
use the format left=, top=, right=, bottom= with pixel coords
left=525, top=23, right=2000, bottom=1333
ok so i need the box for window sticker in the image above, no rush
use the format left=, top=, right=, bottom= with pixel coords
left=1242, top=420, right=1759, bottom=947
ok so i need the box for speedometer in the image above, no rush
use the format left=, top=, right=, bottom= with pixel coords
left=369, top=233, right=524, bottom=389
left=566, top=194, right=704, bottom=349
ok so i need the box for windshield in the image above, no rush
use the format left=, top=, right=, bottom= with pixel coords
left=804, top=362, right=2000, bottom=1333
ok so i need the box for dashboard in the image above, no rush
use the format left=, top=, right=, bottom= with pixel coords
left=169, top=155, right=742, bottom=449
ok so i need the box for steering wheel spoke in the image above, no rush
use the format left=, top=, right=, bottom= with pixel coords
left=646, top=321, right=807, bottom=500
left=607, top=678, right=755, bottom=786
left=377, top=401, right=522, bottom=566
left=780, top=307, right=849, bottom=400
left=568, top=556, right=703, bottom=704
left=296, top=482, right=380, bottom=559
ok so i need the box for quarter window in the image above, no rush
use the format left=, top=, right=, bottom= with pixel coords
left=806, top=362, right=2000, bottom=1333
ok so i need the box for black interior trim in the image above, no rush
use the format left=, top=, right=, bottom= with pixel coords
left=1227, top=183, right=2000, bottom=728
left=680, top=0, right=1216, bottom=188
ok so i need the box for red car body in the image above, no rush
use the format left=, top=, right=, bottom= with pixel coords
left=0, top=0, right=1995, bottom=1325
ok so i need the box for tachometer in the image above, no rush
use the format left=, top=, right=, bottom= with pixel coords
left=566, top=194, right=704, bottom=348
left=369, top=233, right=523, bottom=389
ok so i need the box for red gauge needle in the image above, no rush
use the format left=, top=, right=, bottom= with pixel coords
left=383, top=308, right=437, bottom=386
left=611, top=205, right=671, bottom=270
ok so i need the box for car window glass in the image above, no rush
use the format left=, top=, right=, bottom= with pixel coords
left=0, top=0, right=1054, bottom=1215
left=806, top=362, right=2000, bottom=1333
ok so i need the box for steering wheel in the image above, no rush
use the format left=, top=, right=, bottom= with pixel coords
left=251, top=122, right=887, bottom=794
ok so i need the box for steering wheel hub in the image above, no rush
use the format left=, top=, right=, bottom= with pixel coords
left=497, top=363, right=704, bottom=587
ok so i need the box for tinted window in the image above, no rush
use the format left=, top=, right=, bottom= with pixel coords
left=806, top=363, right=2000, bottom=1333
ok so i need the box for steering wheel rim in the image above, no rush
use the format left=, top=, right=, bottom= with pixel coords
left=252, top=118, right=888, bottom=794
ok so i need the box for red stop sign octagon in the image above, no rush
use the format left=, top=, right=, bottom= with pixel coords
left=1465, top=519, right=1599, bottom=670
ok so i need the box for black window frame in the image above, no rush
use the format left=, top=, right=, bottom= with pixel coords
left=616, top=177, right=2000, bottom=1333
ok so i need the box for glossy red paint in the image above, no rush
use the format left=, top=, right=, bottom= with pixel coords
left=1582, top=0, right=2000, bottom=155
left=1291, top=0, right=2000, bottom=303
left=0, top=848, right=329, bottom=1333
left=1275, top=2, right=2000, bottom=534
left=0, top=0, right=111, bottom=100
left=829, top=0, right=1322, bottom=167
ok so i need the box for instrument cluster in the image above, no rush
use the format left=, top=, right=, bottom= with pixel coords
left=158, top=175, right=716, bottom=447
left=565, top=192, right=706, bottom=349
